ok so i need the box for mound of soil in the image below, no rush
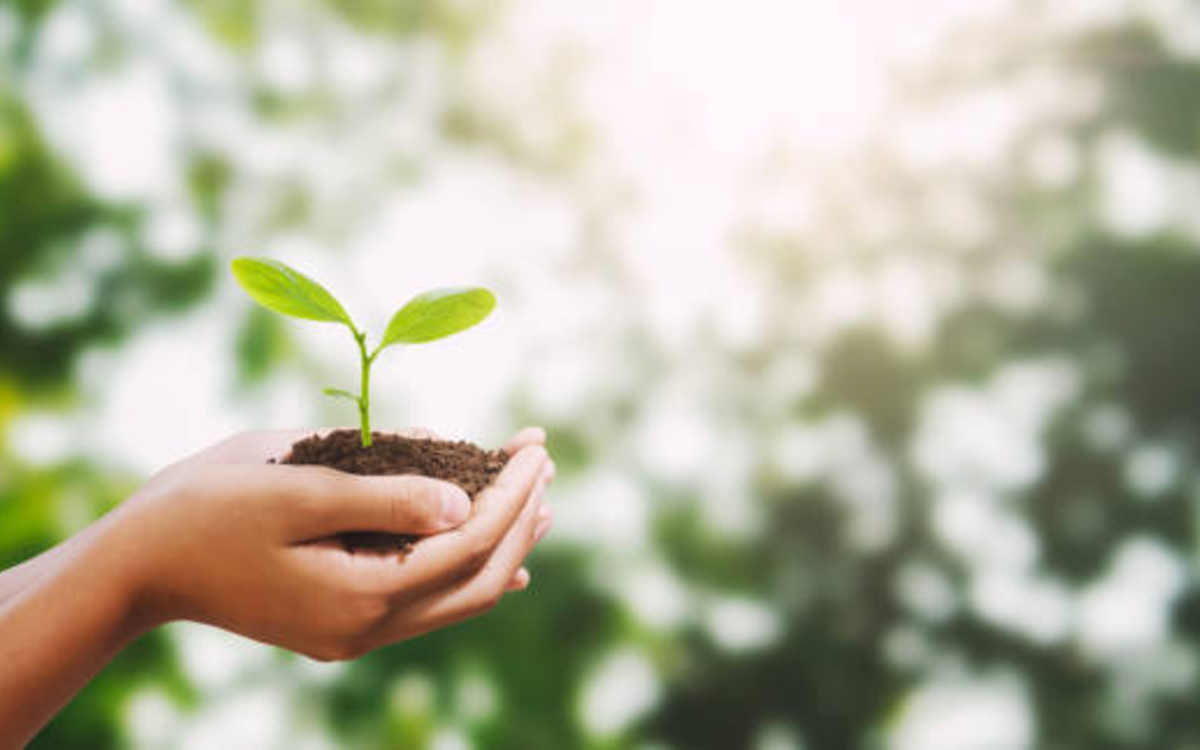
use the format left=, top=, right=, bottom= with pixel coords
left=281, top=429, right=509, bottom=554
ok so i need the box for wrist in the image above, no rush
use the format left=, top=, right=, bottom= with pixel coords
left=0, top=505, right=161, bottom=744
left=81, top=506, right=168, bottom=639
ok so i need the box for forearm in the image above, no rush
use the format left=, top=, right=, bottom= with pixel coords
left=0, top=514, right=149, bottom=748
left=0, top=541, right=75, bottom=606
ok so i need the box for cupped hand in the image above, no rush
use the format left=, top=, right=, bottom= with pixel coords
left=108, top=427, right=555, bottom=661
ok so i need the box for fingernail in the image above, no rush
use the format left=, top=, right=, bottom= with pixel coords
left=441, top=487, right=471, bottom=526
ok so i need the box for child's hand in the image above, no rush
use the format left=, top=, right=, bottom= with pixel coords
left=112, top=427, right=554, bottom=660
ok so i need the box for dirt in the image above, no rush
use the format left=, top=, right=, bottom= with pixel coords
left=280, top=429, right=509, bottom=554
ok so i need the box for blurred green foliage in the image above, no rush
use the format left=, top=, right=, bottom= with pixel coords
left=0, top=95, right=214, bottom=390
left=5, top=1, right=1200, bottom=749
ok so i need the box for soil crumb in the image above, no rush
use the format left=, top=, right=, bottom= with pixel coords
left=281, top=430, right=509, bottom=554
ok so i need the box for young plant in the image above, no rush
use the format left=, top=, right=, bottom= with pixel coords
left=230, top=257, right=496, bottom=449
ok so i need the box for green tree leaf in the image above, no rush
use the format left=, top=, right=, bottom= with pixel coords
left=380, top=286, right=496, bottom=348
left=230, top=257, right=354, bottom=327
left=323, top=387, right=359, bottom=402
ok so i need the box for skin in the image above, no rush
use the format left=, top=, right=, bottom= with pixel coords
left=0, top=426, right=555, bottom=749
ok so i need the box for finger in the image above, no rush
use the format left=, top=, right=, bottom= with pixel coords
left=533, top=508, right=553, bottom=543
left=375, top=445, right=548, bottom=594
left=236, top=465, right=472, bottom=539
left=504, top=508, right=552, bottom=592
left=373, top=477, right=547, bottom=642
left=502, top=427, right=546, bottom=456
left=504, top=504, right=554, bottom=592
left=540, top=460, right=556, bottom=486
left=292, top=502, right=543, bottom=606
left=506, top=568, right=531, bottom=592
left=411, top=481, right=547, bottom=628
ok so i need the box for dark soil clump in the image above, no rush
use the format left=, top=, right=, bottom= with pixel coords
left=281, top=430, right=509, bottom=554
left=284, top=430, right=508, bottom=495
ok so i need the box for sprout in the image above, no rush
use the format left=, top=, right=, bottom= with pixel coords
left=231, top=257, right=495, bottom=448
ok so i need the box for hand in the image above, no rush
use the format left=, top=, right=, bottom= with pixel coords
left=108, top=427, right=555, bottom=661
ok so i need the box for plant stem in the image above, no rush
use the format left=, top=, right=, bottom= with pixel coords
left=353, top=330, right=373, bottom=448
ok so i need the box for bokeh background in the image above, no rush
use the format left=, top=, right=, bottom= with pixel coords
left=3, top=0, right=1200, bottom=747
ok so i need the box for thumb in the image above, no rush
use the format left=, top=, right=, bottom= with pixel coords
left=267, top=467, right=472, bottom=539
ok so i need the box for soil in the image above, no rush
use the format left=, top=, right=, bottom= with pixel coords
left=280, top=429, right=509, bottom=554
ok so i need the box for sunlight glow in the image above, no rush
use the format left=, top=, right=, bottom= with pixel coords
left=579, top=649, right=661, bottom=737
left=704, top=596, right=783, bottom=653
left=890, top=673, right=1034, bottom=750
left=1077, top=538, right=1187, bottom=658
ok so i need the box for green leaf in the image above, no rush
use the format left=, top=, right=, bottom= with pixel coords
left=380, top=286, right=496, bottom=347
left=323, top=387, right=359, bottom=403
left=230, top=257, right=354, bottom=327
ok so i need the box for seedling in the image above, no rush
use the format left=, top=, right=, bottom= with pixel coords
left=231, top=257, right=496, bottom=448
